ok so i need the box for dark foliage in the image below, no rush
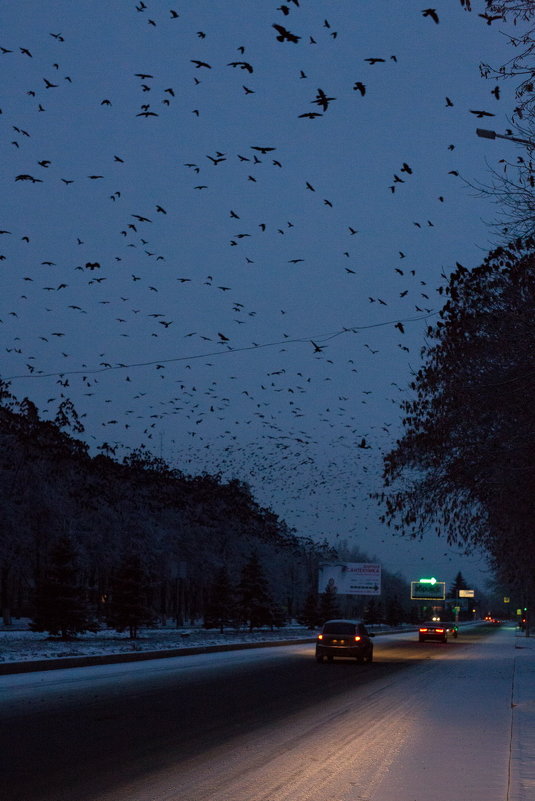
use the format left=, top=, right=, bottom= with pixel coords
left=297, top=590, right=321, bottom=629
left=237, top=552, right=277, bottom=631
left=204, top=565, right=238, bottom=632
left=380, top=239, right=535, bottom=606
left=106, top=552, right=156, bottom=639
left=0, top=384, right=334, bottom=627
left=30, top=536, right=97, bottom=639
left=318, top=580, right=341, bottom=623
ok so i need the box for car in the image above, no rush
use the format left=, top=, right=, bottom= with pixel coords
left=315, top=619, right=374, bottom=663
left=418, top=622, right=448, bottom=643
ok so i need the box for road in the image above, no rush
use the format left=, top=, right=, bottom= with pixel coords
left=0, top=625, right=514, bottom=801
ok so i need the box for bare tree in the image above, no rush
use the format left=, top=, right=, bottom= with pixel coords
left=466, top=2, right=535, bottom=238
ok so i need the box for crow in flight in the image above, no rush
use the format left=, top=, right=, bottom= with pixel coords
left=422, top=8, right=439, bottom=24
left=272, top=24, right=301, bottom=43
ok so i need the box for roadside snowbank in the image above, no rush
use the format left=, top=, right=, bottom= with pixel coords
left=0, top=623, right=317, bottom=664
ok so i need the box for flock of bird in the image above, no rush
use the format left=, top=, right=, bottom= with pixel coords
left=0, top=1, right=512, bottom=556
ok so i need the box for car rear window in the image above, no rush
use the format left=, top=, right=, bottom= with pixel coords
left=322, top=622, right=357, bottom=635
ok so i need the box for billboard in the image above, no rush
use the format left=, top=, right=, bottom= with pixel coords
left=410, top=579, right=446, bottom=600
left=318, top=563, right=381, bottom=596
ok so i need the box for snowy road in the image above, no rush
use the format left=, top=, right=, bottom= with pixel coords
left=1, top=625, right=527, bottom=801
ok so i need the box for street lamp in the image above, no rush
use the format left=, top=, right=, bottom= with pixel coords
left=476, top=128, right=534, bottom=148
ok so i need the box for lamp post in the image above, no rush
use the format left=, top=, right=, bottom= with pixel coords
left=476, top=128, right=534, bottom=148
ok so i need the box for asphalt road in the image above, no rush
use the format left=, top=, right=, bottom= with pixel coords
left=1, top=626, right=498, bottom=801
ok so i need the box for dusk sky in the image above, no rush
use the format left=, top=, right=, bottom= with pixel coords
left=0, top=1, right=523, bottom=590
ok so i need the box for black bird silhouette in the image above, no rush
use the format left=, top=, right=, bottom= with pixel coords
left=228, top=61, right=253, bottom=73
left=15, top=174, right=43, bottom=183
left=469, top=109, right=495, bottom=118
left=479, top=13, right=504, bottom=25
left=191, top=59, right=211, bottom=68
left=272, top=24, right=301, bottom=43
left=353, top=82, right=366, bottom=96
left=422, top=8, right=439, bottom=24
left=312, top=88, right=335, bottom=111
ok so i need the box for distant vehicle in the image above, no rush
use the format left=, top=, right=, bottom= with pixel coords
left=315, top=619, right=374, bottom=663
left=418, top=622, right=449, bottom=643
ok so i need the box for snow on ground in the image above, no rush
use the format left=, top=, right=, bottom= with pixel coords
left=0, top=621, right=318, bottom=664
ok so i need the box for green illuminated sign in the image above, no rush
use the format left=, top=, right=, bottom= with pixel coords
left=411, top=580, right=446, bottom=600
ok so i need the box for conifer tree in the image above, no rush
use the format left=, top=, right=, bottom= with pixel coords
left=204, top=565, right=237, bottom=632
left=30, top=536, right=96, bottom=639
left=106, top=552, right=155, bottom=639
left=318, top=579, right=341, bottom=623
left=363, top=597, right=383, bottom=625
left=449, top=571, right=468, bottom=598
left=237, top=552, right=274, bottom=631
left=298, top=590, right=321, bottom=629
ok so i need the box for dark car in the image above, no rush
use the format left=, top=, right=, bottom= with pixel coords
left=418, top=622, right=448, bottom=643
left=315, top=619, right=374, bottom=663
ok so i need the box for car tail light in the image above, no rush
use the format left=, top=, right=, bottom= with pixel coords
left=419, top=627, right=428, bottom=632
left=354, top=635, right=361, bottom=642
left=436, top=628, right=444, bottom=633
left=317, top=634, right=323, bottom=640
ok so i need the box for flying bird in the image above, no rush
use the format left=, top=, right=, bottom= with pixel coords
left=422, top=8, right=439, bottom=23
left=479, top=12, right=504, bottom=24
left=228, top=61, right=253, bottom=73
left=15, top=174, right=43, bottom=183
left=272, top=24, right=301, bottom=43
left=312, top=88, right=336, bottom=111
left=469, top=109, right=495, bottom=118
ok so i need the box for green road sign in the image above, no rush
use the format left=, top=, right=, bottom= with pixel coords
left=411, top=580, right=446, bottom=600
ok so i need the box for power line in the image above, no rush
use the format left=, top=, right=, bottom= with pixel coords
left=5, top=311, right=436, bottom=381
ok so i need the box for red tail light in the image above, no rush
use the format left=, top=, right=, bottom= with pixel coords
left=419, top=627, right=428, bottom=632
left=436, top=628, right=444, bottom=633
left=317, top=634, right=323, bottom=640
left=354, top=635, right=361, bottom=642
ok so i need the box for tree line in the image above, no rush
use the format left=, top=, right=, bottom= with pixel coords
left=0, top=381, right=418, bottom=638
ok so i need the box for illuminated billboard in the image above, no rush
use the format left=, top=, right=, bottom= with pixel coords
left=411, top=578, right=446, bottom=600
left=318, top=563, right=381, bottom=596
